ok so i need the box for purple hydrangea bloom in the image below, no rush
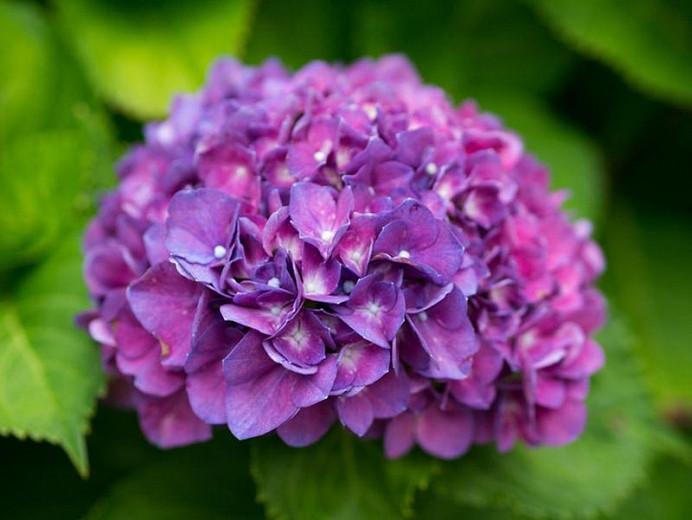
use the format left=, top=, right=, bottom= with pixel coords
left=80, top=54, right=605, bottom=457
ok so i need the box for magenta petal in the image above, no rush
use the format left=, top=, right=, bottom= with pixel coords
left=291, top=355, right=337, bottom=407
left=127, top=262, right=202, bottom=367
left=333, top=342, right=390, bottom=393
left=277, top=400, right=336, bottom=447
left=364, top=371, right=409, bottom=418
left=223, top=332, right=336, bottom=439
left=116, top=347, right=185, bottom=397
left=271, top=311, right=328, bottom=368
left=143, top=223, right=169, bottom=265
left=407, top=288, right=478, bottom=379
left=336, top=214, right=377, bottom=276
left=334, top=274, right=405, bottom=348
left=223, top=331, right=299, bottom=438
left=416, top=406, right=474, bottom=459
left=197, top=141, right=260, bottom=211
left=384, top=412, right=416, bottom=459
left=165, top=188, right=240, bottom=265
left=137, top=390, right=212, bottom=448
left=289, top=182, right=353, bottom=258
left=535, top=400, right=586, bottom=446
left=186, top=361, right=226, bottom=424
left=301, top=244, right=343, bottom=301
left=373, top=200, right=464, bottom=284
left=337, top=392, right=374, bottom=436
left=84, top=242, right=140, bottom=296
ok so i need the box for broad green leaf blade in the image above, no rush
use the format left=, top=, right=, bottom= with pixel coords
left=0, top=1, right=105, bottom=142
left=526, top=0, right=692, bottom=108
left=607, top=456, right=692, bottom=519
left=433, top=319, right=662, bottom=519
left=252, top=430, right=439, bottom=520
left=86, top=436, right=263, bottom=520
left=354, top=0, right=572, bottom=99
left=0, top=126, right=113, bottom=272
left=244, top=0, right=349, bottom=68
left=0, top=235, right=105, bottom=475
left=57, top=0, right=256, bottom=119
left=476, top=91, right=604, bottom=221
left=604, top=205, right=692, bottom=414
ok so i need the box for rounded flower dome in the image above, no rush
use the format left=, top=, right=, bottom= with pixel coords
left=80, top=55, right=605, bottom=459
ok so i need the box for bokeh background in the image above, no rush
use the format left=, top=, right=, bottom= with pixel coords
left=0, top=0, right=690, bottom=518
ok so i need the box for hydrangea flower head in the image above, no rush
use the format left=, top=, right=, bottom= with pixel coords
left=80, top=55, right=605, bottom=459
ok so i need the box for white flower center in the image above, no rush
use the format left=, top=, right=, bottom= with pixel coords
left=343, top=280, right=355, bottom=294
left=267, top=277, right=280, bottom=288
left=213, top=245, right=227, bottom=259
left=425, top=162, right=438, bottom=176
left=313, top=150, right=327, bottom=163
left=365, top=301, right=381, bottom=316
left=398, top=249, right=411, bottom=259
left=321, top=229, right=335, bottom=242
left=235, top=166, right=248, bottom=178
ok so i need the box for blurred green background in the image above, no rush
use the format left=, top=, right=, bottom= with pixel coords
left=0, top=0, right=690, bottom=518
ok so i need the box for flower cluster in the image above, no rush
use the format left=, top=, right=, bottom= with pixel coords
left=80, top=55, right=605, bottom=459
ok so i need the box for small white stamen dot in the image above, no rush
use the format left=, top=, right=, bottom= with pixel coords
left=350, top=250, right=362, bottom=261
left=366, top=301, right=381, bottom=315
left=398, top=250, right=411, bottom=259
left=213, top=245, right=227, bottom=259
left=321, top=229, right=335, bottom=241
left=418, top=311, right=428, bottom=322
left=343, top=280, right=355, bottom=294
left=425, top=162, right=438, bottom=176
left=364, top=105, right=377, bottom=120
left=314, top=151, right=327, bottom=163
left=235, top=166, right=248, bottom=178
left=270, top=305, right=282, bottom=316
left=267, top=277, right=280, bottom=288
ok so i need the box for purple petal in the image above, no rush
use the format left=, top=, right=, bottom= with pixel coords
left=301, top=244, right=343, bottom=301
left=271, top=311, right=328, bottom=368
left=333, top=342, right=390, bottom=393
left=373, top=200, right=464, bottom=284
left=197, top=142, right=260, bottom=212
left=416, top=406, right=474, bottom=459
left=186, top=361, right=226, bottom=424
left=165, top=188, right=240, bottom=266
left=136, top=390, right=212, bottom=448
left=334, top=274, right=406, bottom=348
left=127, top=262, right=202, bottom=367
left=289, top=182, right=353, bottom=258
left=337, top=392, right=374, bottom=436
left=535, top=400, right=586, bottom=446
left=223, top=331, right=336, bottom=439
left=407, top=288, right=478, bottom=379
left=277, top=400, right=336, bottom=447
left=384, top=412, right=416, bottom=459
left=336, top=213, right=377, bottom=276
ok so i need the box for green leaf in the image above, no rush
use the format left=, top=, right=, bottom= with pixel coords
left=244, top=0, right=350, bottom=68
left=475, top=91, right=604, bottom=221
left=354, top=0, right=572, bottom=100
left=86, top=435, right=263, bottom=519
left=0, top=234, right=105, bottom=476
left=251, top=430, right=439, bottom=520
left=604, top=205, right=692, bottom=414
left=525, top=0, right=692, bottom=107
left=57, top=0, right=256, bottom=119
left=606, top=456, right=692, bottom=519
left=0, top=126, right=113, bottom=272
left=0, top=1, right=105, bottom=142
left=432, top=318, right=662, bottom=519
